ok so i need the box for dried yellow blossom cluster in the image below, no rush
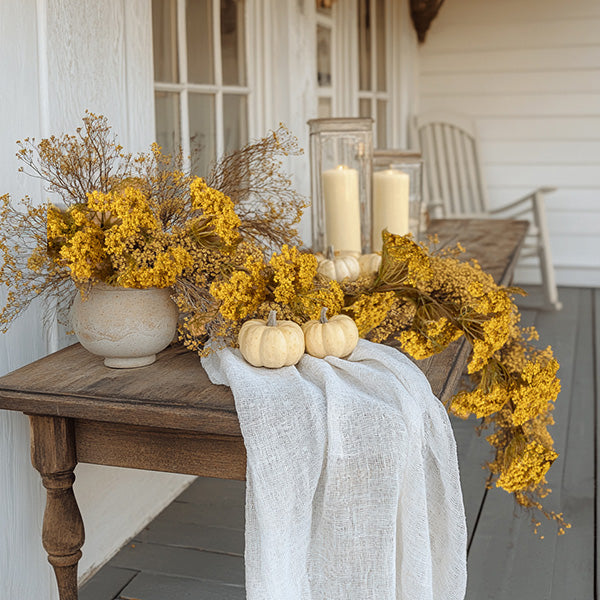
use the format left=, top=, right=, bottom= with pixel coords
left=397, top=317, right=462, bottom=360
left=346, top=291, right=396, bottom=337
left=45, top=180, right=231, bottom=290
left=0, top=114, right=302, bottom=340
left=210, top=254, right=267, bottom=321
left=190, top=178, right=240, bottom=245
left=203, top=243, right=344, bottom=351
left=495, top=441, right=557, bottom=494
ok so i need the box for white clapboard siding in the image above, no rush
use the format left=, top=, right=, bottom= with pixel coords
left=433, top=0, right=600, bottom=24
left=421, top=94, right=600, bottom=118
left=480, top=141, right=600, bottom=165
left=421, top=47, right=600, bottom=75
left=477, top=117, right=600, bottom=142
left=419, top=0, right=600, bottom=286
left=488, top=188, right=600, bottom=213
left=424, top=19, right=600, bottom=52
left=484, top=165, right=600, bottom=189
left=422, top=71, right=600, bottom=96
left=0, top=3, right=195, bottom=599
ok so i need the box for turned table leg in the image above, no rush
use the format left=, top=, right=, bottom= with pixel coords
left=29, top=416, right=85, bottom=600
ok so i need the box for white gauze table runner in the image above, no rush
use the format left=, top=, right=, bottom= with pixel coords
left=202, top=339, right=467, bottom=600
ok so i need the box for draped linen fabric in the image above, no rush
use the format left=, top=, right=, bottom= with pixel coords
left=203, top=339, right=467, bottom=600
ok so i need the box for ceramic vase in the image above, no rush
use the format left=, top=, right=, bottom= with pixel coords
left=70, top=284, right=178, bottom=368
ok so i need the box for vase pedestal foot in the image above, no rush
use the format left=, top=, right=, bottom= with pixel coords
left=104, top=354, right=156, bottom=369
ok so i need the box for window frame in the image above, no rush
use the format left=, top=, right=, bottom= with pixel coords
left=153, top=0, right=251, bottom=169
left=315, top=4, right=338, bottom=118
left=356, top=0, right=392, bottom=147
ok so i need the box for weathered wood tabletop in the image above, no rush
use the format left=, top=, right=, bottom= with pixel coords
left=0, top=218, right=528, bottom=600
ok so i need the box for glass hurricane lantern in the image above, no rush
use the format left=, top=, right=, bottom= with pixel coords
left=308, top=118, right=374, bottom=255
left=373, top=150, right=425, bottom=245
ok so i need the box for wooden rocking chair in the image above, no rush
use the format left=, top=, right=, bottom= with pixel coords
left=413, top=112, right=561, bottom=310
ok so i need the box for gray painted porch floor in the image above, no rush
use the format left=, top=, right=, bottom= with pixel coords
left=80, top=286, right=597, bottom=600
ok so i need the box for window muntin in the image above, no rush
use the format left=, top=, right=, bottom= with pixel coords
left=316, top=4, right=336, bottom=118
left=357, top=0, right=390, bottom=147
left=152, top=0, right=249, bottom=175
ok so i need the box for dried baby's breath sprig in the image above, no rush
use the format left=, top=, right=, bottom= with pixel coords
left=0, top=194, right=75, bottom=332
left=17, top=111, right=133, bottom=206
left=206, top=125, right=309, bottom=251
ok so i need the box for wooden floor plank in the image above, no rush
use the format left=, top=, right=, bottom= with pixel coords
left=119, top=572, right=245, bottom=600
left=594, top=288, right=600, bottom=600
left=109, top=541, right=244, bottom=586
left=175, top=476, right=245, bottom=505
left=550, top=289, right=595, bottom=599
left=148, top=495, right=245, bottom=531
left=78, top=567, right=137, bottom=600
left=134, top=520, right=244, bottom=556
left=466, top=287, right=581, bottom=600
left=451, top=415, right=491, bottom=544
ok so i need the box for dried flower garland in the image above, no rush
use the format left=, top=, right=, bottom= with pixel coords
left=182, top=225, right=565, bottom=533
left=0, top=114, right=564, bottom=533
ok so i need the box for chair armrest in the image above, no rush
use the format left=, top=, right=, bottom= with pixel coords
left=489, top=187, right=557, bottom=214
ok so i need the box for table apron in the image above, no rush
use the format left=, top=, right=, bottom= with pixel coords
left=74, top=419, right=247, bottom=480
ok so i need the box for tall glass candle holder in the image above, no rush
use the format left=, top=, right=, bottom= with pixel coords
left=373, top=150, right=424, bottom=248
left=308, top=118, right=374, bottom=254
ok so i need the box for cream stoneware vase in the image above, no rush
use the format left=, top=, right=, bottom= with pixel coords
left=70, top=284, right=178, bottom=368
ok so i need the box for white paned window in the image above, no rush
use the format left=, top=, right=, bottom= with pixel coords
left=357, top=0, right=390, bottom=147
left=316, top=3, right=336, bottom=118
left=152, top=0, right=249, bottom=175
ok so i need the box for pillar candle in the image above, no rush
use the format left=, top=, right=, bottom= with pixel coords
left=322, top=165, right=362, bottom=253
left=372, top=169, right=410, bottom=251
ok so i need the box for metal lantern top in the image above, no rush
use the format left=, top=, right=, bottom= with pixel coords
left=308, top=117, right=375, bottom=134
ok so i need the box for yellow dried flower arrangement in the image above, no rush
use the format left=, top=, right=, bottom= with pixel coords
left=0, top=114, right=306, bottom=334
left=0, top=113, right=564, bottom=533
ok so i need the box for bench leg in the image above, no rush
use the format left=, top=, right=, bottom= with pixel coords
left=29, top=416, right=85, bottom=600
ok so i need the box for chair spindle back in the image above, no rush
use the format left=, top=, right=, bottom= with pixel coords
left=414, top=113, right=489, bottom=216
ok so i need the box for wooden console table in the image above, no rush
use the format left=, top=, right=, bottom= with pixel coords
left=0, top=219, right=527, bottom=600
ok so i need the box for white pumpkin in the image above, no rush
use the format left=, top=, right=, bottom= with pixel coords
left=358, top=252, right=382, bottom=276
left=317, top=246, right=360, bottom=282
left=238, top=310, right=305, bottom=368
left=302, top=307, right=359, bottom=359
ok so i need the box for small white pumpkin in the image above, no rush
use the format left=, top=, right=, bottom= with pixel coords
left=302, top=307, right=359, bottom=359
left=314, top=251, right=326, bottom=265
left=317, top=246, right=360, bottom=282
left=238, top=310, right=305, bottom=368
left=358, top=252, right=382, bottom=276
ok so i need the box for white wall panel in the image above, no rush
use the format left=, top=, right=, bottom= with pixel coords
left=418, top=0, right=600, bottom=286
left=488, top=188, right=600, bottom=213
left=480, top=141, right=600, bottom=165
left=0, top=1, right=56, bottom=598
left=45, top=0, right=194, bottom=584
left=0, top=2, right=193, bottom=598
left=422, top=70, right=600, bottom=96
left=421, top=47, right=600, bottom=75
left=477, top=117, right=600, bottom=142
left=431, top=0, right=600, bottom=25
